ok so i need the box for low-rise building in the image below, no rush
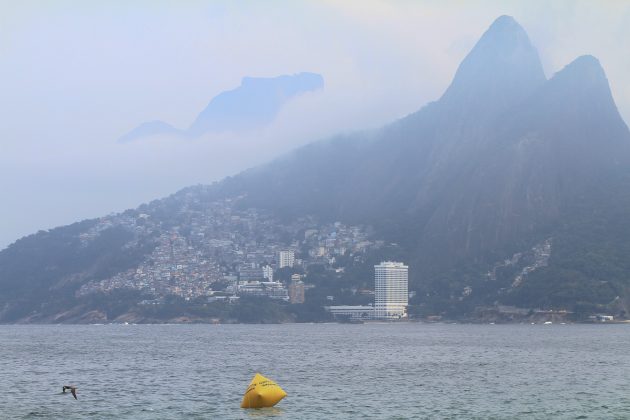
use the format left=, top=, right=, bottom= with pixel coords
left=326, top=305, right=374, bottom=320
left=238, top=281, right=289, bottom=301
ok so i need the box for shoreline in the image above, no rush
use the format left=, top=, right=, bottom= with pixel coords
left=2, top=319, right=629, bottom=326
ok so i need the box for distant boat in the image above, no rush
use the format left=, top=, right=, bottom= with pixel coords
left=544, top=321, right=552, bottom=325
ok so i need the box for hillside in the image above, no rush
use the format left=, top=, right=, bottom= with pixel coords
left=2, top=16, right=630, bottom=323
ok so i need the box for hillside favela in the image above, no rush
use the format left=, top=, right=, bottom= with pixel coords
left=3, top=2, right=630, bottom=419
left=0, top=186, right=569, bottom=324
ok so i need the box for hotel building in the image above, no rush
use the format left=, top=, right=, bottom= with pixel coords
left=374, top=261, right=408, bottom=319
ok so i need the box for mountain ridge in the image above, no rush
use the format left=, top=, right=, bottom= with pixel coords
left=119, top=72, right=324, bottom=143
left=2, top=16, right=630, bottom=323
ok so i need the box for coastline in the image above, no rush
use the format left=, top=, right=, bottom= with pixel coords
left=3, top=317, right=628, bottom=326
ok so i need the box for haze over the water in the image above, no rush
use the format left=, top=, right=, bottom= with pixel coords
left=1, top=0, right=629, bottom=249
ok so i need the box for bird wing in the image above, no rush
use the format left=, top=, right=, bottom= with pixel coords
left=71, top=388, right=77, bottom=400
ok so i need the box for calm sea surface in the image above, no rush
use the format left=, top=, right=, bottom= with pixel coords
left=1, top=323, right=629, bottom=419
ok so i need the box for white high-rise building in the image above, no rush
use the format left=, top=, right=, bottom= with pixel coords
left=262, top=265, right=273, bottom=281
left=278, top=250, right=295, bottom=268
left=374, top=261, right=408, bottom=319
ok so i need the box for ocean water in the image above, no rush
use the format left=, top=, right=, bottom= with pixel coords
left=1, top=323, right=629, bottom=419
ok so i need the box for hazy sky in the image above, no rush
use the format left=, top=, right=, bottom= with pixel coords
left=1, top=0, right=629, bottom=249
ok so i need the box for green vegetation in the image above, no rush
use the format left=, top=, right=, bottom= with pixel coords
left=0, top=222, right=156, bottom=322
left=501, top=170, right=630, bottom=316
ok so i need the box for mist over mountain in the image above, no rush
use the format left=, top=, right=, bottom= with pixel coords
left=119, top=72, right=324, bottom=143
left=204, top=15, right=630, bottom=311
left=3, top=16, right=630, bottom=323
left=222, top=17, right=628, bottom=250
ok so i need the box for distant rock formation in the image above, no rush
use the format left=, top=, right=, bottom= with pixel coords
left=119, top=72, right=324, bottom=142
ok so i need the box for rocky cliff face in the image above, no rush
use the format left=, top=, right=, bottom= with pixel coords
left=227, top=17, right=628, bottom=255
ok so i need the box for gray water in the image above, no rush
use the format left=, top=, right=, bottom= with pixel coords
left=1, top=323, right=629, bottom=419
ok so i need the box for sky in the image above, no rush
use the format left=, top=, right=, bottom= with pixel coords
left=1, top=0, right=629, bottom=249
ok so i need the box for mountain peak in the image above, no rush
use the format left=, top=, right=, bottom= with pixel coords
left=478, top=15, right=532, bottom=51
left=487, top=15, right=520, bottom=32
left=546, top=54, right=612, bottom=101
left=440, top=16, right=545, bottom=117
left=538, top=54, right=625, bottom=132
left=555, top=55, right=606, bottom=83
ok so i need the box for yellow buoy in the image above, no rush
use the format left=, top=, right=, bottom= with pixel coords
left=240, top=373, right=287, bottom=409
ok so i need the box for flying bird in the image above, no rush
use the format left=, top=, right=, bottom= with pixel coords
left=62, top=385, right=78, bottom=400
